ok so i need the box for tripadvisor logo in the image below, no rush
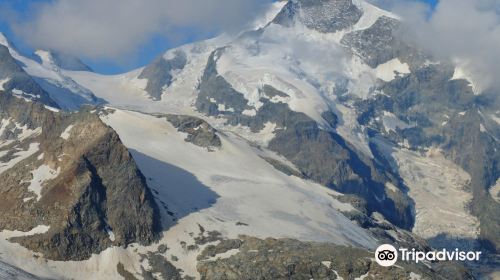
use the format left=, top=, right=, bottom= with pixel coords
left=375, top=244, right=482, bottom=267
left=375, top=244, right=398, bottom=267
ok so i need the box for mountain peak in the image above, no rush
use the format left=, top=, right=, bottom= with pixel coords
left=273, top=0, right=363, bottom=33
left=0, top=32, right=11, bottom=48
left=34, top=50, right=93, bottom=72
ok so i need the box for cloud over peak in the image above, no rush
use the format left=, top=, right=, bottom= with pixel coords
left=8, top=0, right=270, bottom=61
left=373, top=0, right=500, bottom=92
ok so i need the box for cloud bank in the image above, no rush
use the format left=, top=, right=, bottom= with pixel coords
left=371, top=0, right=500, bottom=92
left=8, top=0, right=270, bottom=61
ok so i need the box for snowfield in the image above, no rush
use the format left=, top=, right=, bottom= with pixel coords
left=490, top=179, right=500, bottom=203
left=101, top=108, right=378, bottom=277
left=0, top=107, right=377, bottom=280
left=25, top=164, right=61, bottom=201
left=0, top=35, right=97, bottom=110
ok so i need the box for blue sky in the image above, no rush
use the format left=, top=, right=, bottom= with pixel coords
left=0, top=0, right=439, bottom=74
left=0, top=0, right=209, bottom=74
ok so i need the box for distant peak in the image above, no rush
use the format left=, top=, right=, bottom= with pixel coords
left=0, top=32, right=11, bottom=48
left=273, top=0, right=363, bottom=33
left=34, top=49, right=93, bottom=72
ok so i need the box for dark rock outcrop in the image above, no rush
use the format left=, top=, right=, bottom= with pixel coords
left=195, top=49, right=414, bottom=229
left=0, top=92, right=161, bottom=261
left=139, top=51, right=187, bottom=101
left=197, top=236, right=474, bottom=280
left=273, top=0, right=363, bottom=33
left=356, top=58, right=500, bottom=252
left=341, top=16, right=427, bottom=69
left=164, top=114, right=222, bottom=150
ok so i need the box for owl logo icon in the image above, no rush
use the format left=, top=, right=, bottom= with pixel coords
left=375, top=244, right=398, bottom=267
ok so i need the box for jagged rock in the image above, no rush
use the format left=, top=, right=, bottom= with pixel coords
left=138, top=50, right=187, bottom=100
left=273, top=0, right=363, bottom=33
left=260, top=157, right=305, bottom=178
left=197, top=236, right=473, bottom=280
left=195, top=48, right=253, bottom=117
left=341, top=16, right=401, bottom=67
left=140, top=253, right=182, bottom=280
left=0, top=93, right=161, bottom=261
left=164, top=114, right=222, bottom=149
left=117, top=263, right=138, bottom=280
left=341, top=16, right=427, bottom=69
left=195, top=49, right=414, bottom=229
left=357, top=60, right=500, bottom=252
left=0, top=45, right=59, bottom=108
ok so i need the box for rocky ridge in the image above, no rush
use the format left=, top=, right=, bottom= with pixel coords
left=0, top=91, right=161, bottom=261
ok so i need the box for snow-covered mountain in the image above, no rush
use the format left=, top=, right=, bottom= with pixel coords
left=0, top=0, right=499, bottom=279
left=0, top=33, right=102, bottom=110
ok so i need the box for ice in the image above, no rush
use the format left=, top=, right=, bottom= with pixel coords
left=381, top=111, right=414, bottom=133
left=0, top=78, right=10, bottom=91
left=490, top=114, right=500, bottom=125
left=205, top=248, right=240, bottom=262
left=375, top=58, right=410, bottom=82
left=0, top=225, right=50, bottom=238
left=490, top=179, right=500, bottom=203
left=26, top=164, right=60, bottom=201
left=101, top=108, right=377, bottom=277
left=60, top=125, right=74, bottom=140
left=0, top=143, right=40, bottom=175
left=352, top=0, right=399, bottom=31
left=0, top=38, right=97, bottom=110
left=0, top=260, right=43, bottom=280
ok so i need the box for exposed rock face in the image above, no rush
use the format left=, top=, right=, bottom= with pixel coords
left=165, top=114, right=222, bottom=150
left=190, top=0, right=498, bottom=264
left=355, top=52, right=500, bottom=251
left=138, top=50, right=187, bottom=100
left=273, top=0, right=363, bottom=33
left=341, top=16, right=401, bottom=67
left=196, top=49, right=414, bottom=229
left=197, top=236, right=474, bottom=280
left=0, top=45, right=59, bottom=108
left=268, top=117, right=414, bottom=229
left=0, top=92, right=161, bottom=261
left=195, top=48, right=252, bottom=119
left=140, top=252, right=183, bottom=280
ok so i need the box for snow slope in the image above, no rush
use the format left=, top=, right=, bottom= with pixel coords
left=65, top=36, right=228, bottom=115
left=0, top=33, right=99, bottom=110
left=0, top=107, right=377, bottom=280
left=101, top=109, right=377, bottom=277
left=0, top=1, right=491, bottom=278
left=63, top=0, right=406, bottom=158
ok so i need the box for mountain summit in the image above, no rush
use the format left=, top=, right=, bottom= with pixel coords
left=0, top=1, right=498, bottom=279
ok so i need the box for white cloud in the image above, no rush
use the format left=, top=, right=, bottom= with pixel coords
left=373, top=0, right=500, bottom=92
left=9, top=0, right=270, bottom=61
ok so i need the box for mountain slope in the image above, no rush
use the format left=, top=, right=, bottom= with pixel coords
left=0, top=92, right=160, bottom=261
left=1, top=0, right=499, bottom=279
left=0, top=42, right=59, bottom=109
left=0, top=33, right=102, bottom=110
left=63, top=0, right=499, bottom=255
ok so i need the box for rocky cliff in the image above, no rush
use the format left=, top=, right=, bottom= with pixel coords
left=0, top=92, right=161, bottom=260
